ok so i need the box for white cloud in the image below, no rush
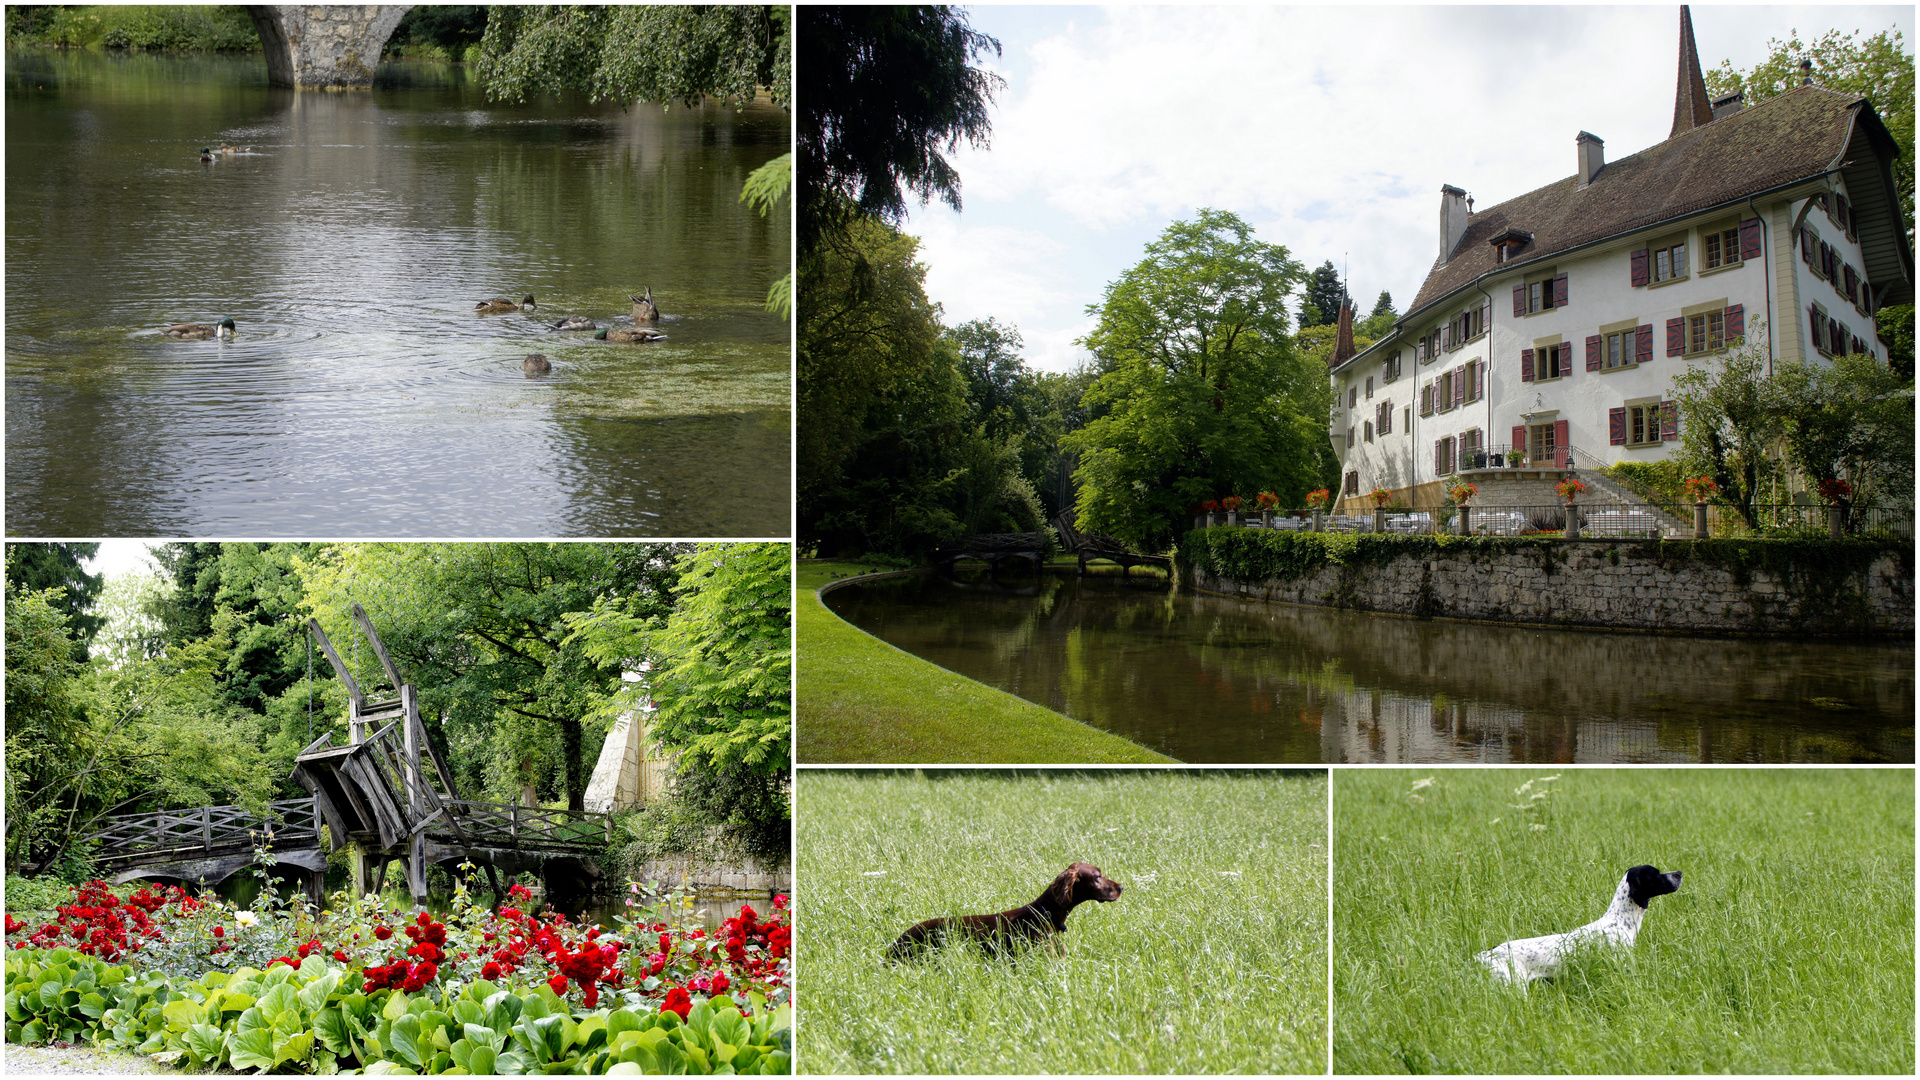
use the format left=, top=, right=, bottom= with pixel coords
left=904, top=4, right=1911, bottom=372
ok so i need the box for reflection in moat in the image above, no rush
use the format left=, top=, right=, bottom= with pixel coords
left=823, top=571, right=1913, bottom=764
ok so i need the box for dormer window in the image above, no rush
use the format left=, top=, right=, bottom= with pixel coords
left=1489, top=227, right=1533, bottom=263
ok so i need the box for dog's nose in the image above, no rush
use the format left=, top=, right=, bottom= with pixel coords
left=1667, top=870, right=1683, bottom=888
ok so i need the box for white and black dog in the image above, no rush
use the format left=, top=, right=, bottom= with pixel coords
left=1476, top=865, right=1683, bottom=984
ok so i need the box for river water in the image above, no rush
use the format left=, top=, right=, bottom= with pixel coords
left=824, top=571, right=1914, bottom=764
left=6, top=51, right=789, bottom=537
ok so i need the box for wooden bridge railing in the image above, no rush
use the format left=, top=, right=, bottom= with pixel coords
left=445, top=800, right=613, bottom=850
left=89, top=798, right=321, bottom=867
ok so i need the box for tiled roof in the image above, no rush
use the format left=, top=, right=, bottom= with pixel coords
left=1408, top=85, right=1865, bottom=319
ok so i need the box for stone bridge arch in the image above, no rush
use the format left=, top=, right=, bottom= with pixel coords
left=247, top=6, right=414, bottom=89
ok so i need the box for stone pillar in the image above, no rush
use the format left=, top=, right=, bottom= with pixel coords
left=1563, top=503, right=1579, bottom=539
left=1312, top=511, right=1323, bottom=533
left=1457, top=506, right=1472, bottom=536
left=248, top=6, right=413, bottom=89
left=1693, top=502, right=1709, bottom=540
left=1372, top=511, right=1385, bottom=534
left=1827, top=504, right=1844, bottom=540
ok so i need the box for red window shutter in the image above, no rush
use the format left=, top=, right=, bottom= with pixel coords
left=1482, top=300, right=1492, bottom=331
left=1511, top=425, right=1527, bottom=455
left=1844, top=265, right=1858, bottom=299
left=1609, top=407, right=1627, bottom=445
left=1831, top=318, right=1844, bottom=352
left=1724, top=303, right=1744, bottom=340
left=1666, top=317, right=1685, bottom=356
left=1801, top=227, right=1814, bottom=263
left=1553, top=419, right=1570, bottom=468
left=1443, top=323, right=1453, bottom=349
left=1585, top=335, right=1602, bottom=371
left=1809, top=305, right=1824, bottom=351
left=1636, top=324, right=1653, bottom=364
left=1434, top=440, right=1443, bottom=474
left=1630, top=248, right=1649, bottom=287
left=1552, top=272, right=1568, bottom=308
left=1660, top=401, right=1677, bottom=442
left=1520, top=348, right=1534, bottom=382
left=1347, top=426, right=1355, bottom=448
left=1453, top=370, right=1465, bottom=408
left=1512, top=283, right=1526, bottom=317
left=1837, top=193, right=1851, bottom=231
left=1821, top=242, right=1834, bottom=279
left=1739, top=218, right=1762, bottom=261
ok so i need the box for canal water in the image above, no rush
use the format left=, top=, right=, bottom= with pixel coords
left=6, top=51, right=789, bottom=537
left=823, top=571, right=1914, bottom=764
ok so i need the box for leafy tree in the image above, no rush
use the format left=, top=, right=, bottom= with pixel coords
left=384, top=5, right=488, bottom=59
left=1669, top=327, right=1790, bottom=529
left=301, top=543, right=684, bottom=811
left=1773, top=351, right=1914, bottom=509
left=1876, top=303, right=1913, bottom=381
left=5, top=542, right=105, bottom=660
left=1708, top=26, right=1913, bottom=246
left=1067, top=209, right=1323, bottom=550
left=475, top=5, right=789, bottom=110
left=1298, top=261, right=1345, bottom=329
left=1370, top=290, right=1394, bottom=318
left=797, top=5, right=1001, bottom=255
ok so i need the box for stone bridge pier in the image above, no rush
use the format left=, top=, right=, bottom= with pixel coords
left=247, top=6, right=413, bottom=89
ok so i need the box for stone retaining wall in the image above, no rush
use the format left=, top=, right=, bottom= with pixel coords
left=1184, top=540, right=1911, bottom=636
left=631, top=853, right=790, bottom=896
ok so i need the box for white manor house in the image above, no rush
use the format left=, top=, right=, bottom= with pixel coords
left=1328, top=7, right=1912, bottom=512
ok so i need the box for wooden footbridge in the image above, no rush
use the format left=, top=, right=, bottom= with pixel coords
left=92, top=605, right=609, bottom=907
left=1051, top=512, right=1170, bottom=577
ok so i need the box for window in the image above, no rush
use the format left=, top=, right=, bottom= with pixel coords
left=1348, top=386, right=1358, bottom=409
left=1464, top=359, right=1483, bottom=402
left=1437, top=369, right=1455, bottom=412
left=1527, top=423, right=1557, bottom=466
left=1605, top=328, right=1634, bottom=368
left=1345, top=471, right=1360, bottom=496
left=1383, top=350, right=1402, bottom=382
left=1365, top=376, right=1374, bottom=400
left=1629, top=404, right=1662, bottom=446
left=1513, top=272, right=1567, bottom=316
left=1413, top=328, right=1441, bottom=363
left=1364, top=420, right=1374, bottom=443
left=1448, top=305, right=1484, bottom=347
left=1836, top=192, right=1853, bottom=235
left=1531, top=342, right=1571, bottom=380
left=1820, top=242, right=1837, bottom=282
left=1702, top=224, right=1742, bottom=270
left=1810, top=303, right=1828, bottom=353
left=1346, top=425, right=1355, bottom=449
left=1687, top=310, right=1725, bottom=354
left=1801, top=225, right=1821, bottom=274
left=1420, top=380, right=1434, bottom=416
left=1652, top=239, right=1687, bottom=282
left=1434, top=435, right=1456, bottom=476
left=1377, top=400, right=1393, bottom=435
left=1403, top=406, right=1411, bottom=432
left=1843, top=265, right=1860, bottom=306
left=1461, top=428, right=1484, bottom=468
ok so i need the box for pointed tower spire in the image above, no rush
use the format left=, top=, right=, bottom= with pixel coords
left=1670, top=6, right=1715, bottom=138
left=1332, top=300, right=1357, bottom=368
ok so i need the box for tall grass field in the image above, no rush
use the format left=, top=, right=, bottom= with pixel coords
left=797, top=769, right=1328, bottom=1073
left=1334, top=768, right=1913, bottom=1074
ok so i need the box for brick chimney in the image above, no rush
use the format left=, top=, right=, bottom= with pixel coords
left=1439, top=184, right=1470, bottom=263
left=1575, top=132, right=1605, bottom=189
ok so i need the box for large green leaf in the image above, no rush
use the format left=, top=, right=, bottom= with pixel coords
left=298, top=971, right=341, bottom=1015
left=314, top=1005, right=356, bottom=1057
left=275, top=1030, right=315, bottom=1067
left=230, top=1027, right=275, bottom=1072
left=465, top=1021, right=506, bottom=1052
left=709, top=1009, right=747, bottom=1049
left=390, top=1013, right=425, bottom=1067
left=466, top=1044, right=498, bottom=1076
left=485, top=990, right=524, bottom=1034
left=259, top=981, right=300, bottom=1021
left=182, top=1022, right=225, bottom=1067
left=161, top=998, right=204, bottom=1028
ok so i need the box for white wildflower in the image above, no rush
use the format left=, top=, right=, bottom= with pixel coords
left=1409, top=778, right=1434, bottom=791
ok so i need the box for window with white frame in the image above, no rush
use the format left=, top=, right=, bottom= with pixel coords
left=1651, top=237, right=1687, bottom=283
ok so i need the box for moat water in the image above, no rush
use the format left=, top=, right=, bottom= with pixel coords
left=6, top=50, right=788, bottom=536
left=823, top=570, right=1914, bottom=764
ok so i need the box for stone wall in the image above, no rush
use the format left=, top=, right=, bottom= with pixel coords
left=631, top=852, right=790, bottom=897
left=1183, top=538, right=1911, bottom=637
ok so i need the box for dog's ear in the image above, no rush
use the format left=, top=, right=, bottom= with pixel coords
left=1046, top=865, right=1079, bottom=908
left=1625, top=864, right=1681, bottom=907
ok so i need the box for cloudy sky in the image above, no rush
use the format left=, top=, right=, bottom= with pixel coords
left=902, top=5, right=1912, bottom=371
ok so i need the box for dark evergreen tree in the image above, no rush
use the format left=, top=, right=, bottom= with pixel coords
left=1371, top=290, right=1395, bottom=318
left=5, top=543, right=106, bottom=661
left=1300, top=261, right=1345, bottom=328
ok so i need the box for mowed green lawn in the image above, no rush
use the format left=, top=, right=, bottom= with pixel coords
left=795, top=561, right=1172, bottom=763
left=797, top=769, right=1329, bottom=1074
left=1334, top=768, right=1913, bottom=1074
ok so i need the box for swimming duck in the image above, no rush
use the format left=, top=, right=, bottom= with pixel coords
left=630, top=288, right=659, bottom=323
left=522, top=354, right=552, bottom=374
left=161, top=318, right=236, bottom=340
left=220, top=143, right=253, bottom=155
left=199, top=147, right=215, bottom=162
left=596, top=327, right=666, bottom=343
left=550, top=315, right=597, bottom=331
left=476, top=294, right=537, bottom=312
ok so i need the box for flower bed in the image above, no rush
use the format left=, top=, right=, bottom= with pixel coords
left=5, top=877, right=791, bottom=1074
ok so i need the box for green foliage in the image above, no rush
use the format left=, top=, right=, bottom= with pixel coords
left=2, top=875, right=74, bottom=914
left=1771, top=351, right=1914, bottom=508
left=1669, top=327, right=1788, bottom=528
left=613, top=766, right=791, bottom=866
left=739, top=153, right=793, bottom=319
left=1602, top=459, right=1687, bottom=504
left=7, top=6, right=260, bottom=52
left=797, top=6, right=1001, bottom=256
left=1067, top=208, right=1327, bottom=551
left=5, top=543, right=105, bottom=660
left=1298, top=259, right=1346, bottom=328
left=383, top=6, right=488, bottom=61
left=4, top=949, right=791, bottom=1074
left=1876, top=302, right=1914, bottom=381
left=475, top=5, right=789, bottom=111
left=1370, top=289, right=1395, bottom=318
left=1179, top=526, right=1568, bottom=583
left=1707, top=26, right=1913, bottom=248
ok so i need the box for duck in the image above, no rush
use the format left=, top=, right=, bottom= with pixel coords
left=630, top=288, right=659, bottom=323
left=199, top=147, right=215, bottom=162
left=220, top=143, right=253, bottom=155
left=476, top=294, right=537, bottom=312
left=549, top=315, right=597, bottom=331
left=522, top=354, right=552, bottom=375
left=596, top=327, right=666, bottom=343
left=161, top=318, right=236, bottom=340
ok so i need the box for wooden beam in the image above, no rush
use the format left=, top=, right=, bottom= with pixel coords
left=351, top=603, right=407, bottom=692
left=308, top=619, right=361, bottom=707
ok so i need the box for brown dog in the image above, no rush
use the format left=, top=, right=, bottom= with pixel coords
left=886, top=862, right=1124, bottom=961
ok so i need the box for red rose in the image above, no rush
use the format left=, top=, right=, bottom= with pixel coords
left=211, top=926, right=224, bottom=939
left=582, top=984, right=599, bottom=1009
left=548, top=972, right=569, bottom=997
left=711, top=972, right=729, bottom=994
left=416, top=911, right=432, bottom=926
left=661, top=987, right=693, bottom=1020
left=481, top=962, right=503, bottom=981
left=374, top=925, right=393, bottom=940
left=333, top=949, right=348, bottom=962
